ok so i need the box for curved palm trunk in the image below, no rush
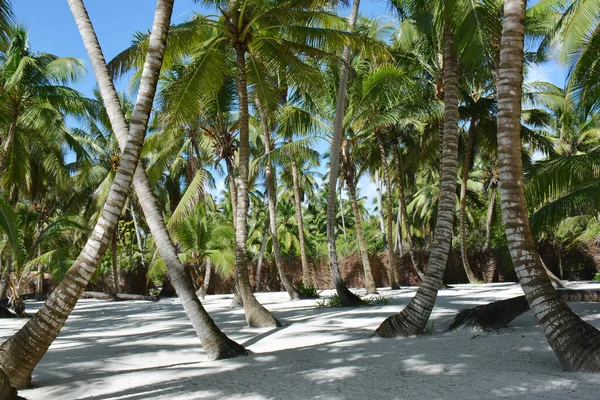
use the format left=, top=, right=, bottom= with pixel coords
left=290, top=150, right=311, bottom=287
left=68, top=0, right=246, bottom=358
left=375, top=24, right=459, bottom=337
left=376, top=132, right=399, bottom=290
left=234, top=47, right=281, bottom=326
left=459, top=119, right=478, bottom=283
left=198, top=259, right=212, bottom=299
left=345, top=177, right=378, bottom=294
left=496, top=0, right=600, bottom=372
left=391, top=139, right=420, bottom=274
left=254, top=223, right=268, bottom=292
left=0, top=120, right=16, bottom=177
left=257, top=102, right=300, bottom=300
left=0, top=1, right=176, bottom=388
left=325, top=0, right=363, bottom=307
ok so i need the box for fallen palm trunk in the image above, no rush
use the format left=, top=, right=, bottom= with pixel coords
left=446, top=289, right=600, bottom=332
left=81, top=292, right=158, bottom=302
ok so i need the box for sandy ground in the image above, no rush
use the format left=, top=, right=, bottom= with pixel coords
left=2, top=283, right=600, bottom=400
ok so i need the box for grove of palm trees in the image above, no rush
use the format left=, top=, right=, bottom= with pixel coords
left=2, top=0, right=600, bottom=398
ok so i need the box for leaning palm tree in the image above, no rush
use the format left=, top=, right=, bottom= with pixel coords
left=69, top=0, right=247, bottom=358
left=113, top=0, right=362, bottom=324
left=375, top=0, right=498, bottom=336
left=0, top=0, right=176, bottom=388
left=494, top=0, right=600, bottom=371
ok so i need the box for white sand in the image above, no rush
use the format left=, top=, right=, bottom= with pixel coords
left=2, top=283, right=600, bottom=400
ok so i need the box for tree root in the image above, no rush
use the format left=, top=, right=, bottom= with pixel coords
left=446, top=289, right=600, bottom=332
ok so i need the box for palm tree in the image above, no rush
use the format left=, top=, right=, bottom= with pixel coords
left=0, top=197, right=83, bottom=316
left=340, top=136, right=378, bottom=294
left=0, top=25, right=89, bottom=194
left=495, top=0, right=600, bottom=371
left=0, top=0, right=176, bottom=388
left=255, top=98, right=301, bottom=300
left=171, top=205, right=235, bottom=297
left=326, top=0, right=363, bottom=306
left=70, top=0, right=248, bottom=358
left=375, top=1, right=471, bottom=337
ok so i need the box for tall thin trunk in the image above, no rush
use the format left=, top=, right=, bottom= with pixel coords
left=225, top=157, right=238, bottom=230
left=483, top=183, right=496, bottom=250
left=376, top=131, right=399, bottom=290
left=325, top=0, right=363, bottom=307
left=0, top=119, right=16, bottom=177
left=111, top=228, right=119, bottom=293
left=234, top=47, right=281, bottom=326
left=376, top=23, right=459, bottom=337
left=0, top=259, right=10, bottom=301
left=289, top=143, right=311, bottom=287
left=0, top=1, right=176, bottom=388
left=391, top=139, right=419, bottom=273
left=255, top=222, right=268, bottom=292
left=346, top=177, right=378, bottom=294
left=497, top=0, right=600, bottom=371
left=339, top=183, right=347, bottom=240
left=130, top=203, right=144, bottom=254
left=198, top=259, right=212, bottom=300
left=459, top=118, right=478, bottom=283
left=69, top=0, right=246, bottom=359
left=375, top=172, right=387, bottom=249
left=257, top=100, right=300, bottom=300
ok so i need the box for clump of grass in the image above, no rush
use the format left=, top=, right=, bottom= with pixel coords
left=315, top=294, right=389, bottom=308
left=363, top=296, right=390, bottom=305
left=296, top=283, right=320, bottom=298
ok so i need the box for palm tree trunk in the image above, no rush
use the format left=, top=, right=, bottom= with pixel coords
left=391, top=139, right=419, bottom=274
left=339, top=183, right=347, bottom=241
left=483, top=183, right=496, bottom=250
left=376, top=131, right=399, bottom=290
left=198, top=259, right=212, bottom=300
left=459, top=118, right=478, bottom=283
left=0, top=259, right=10, bottom=301
left=0, top=119, right=16, bottom=177
left=0, top=1, right=176, bottom=388
left=234, top=47, right=281, bottom=326
left=255, top=223, right=268, bottom=292
left=325, top=0, right=363, bottom=307
left=111, top=228, right=120, bottom=293
left=257, top=100, right=300, bottom=300
left=375, top=172, right=387, bottom=249
left=495, top=0, right=600, bottom=372
left=289, top=146, right=311, bottom=287
left=64, top=0, right=247, bottom=359
left=346, top=177, right=378, bottom=294
left=375, top=23, right=459, bottom=337
left=130, top=202, right=144, bottom=254
left=225, top=157, right=238, bottom=230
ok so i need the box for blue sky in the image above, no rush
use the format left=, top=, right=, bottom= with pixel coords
left=14, top=1, right=567, bottom=209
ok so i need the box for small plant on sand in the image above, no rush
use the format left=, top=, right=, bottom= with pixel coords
left=296, top=283, right=320, bottom=298
left=363, top=296, right=390, bottom=305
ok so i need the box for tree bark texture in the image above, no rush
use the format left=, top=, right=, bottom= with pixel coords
left=496, top=0, right=600, bottom=372
left=375, top=24, right=460, bottom=337
left=0, top=0, right=176, bottom=388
